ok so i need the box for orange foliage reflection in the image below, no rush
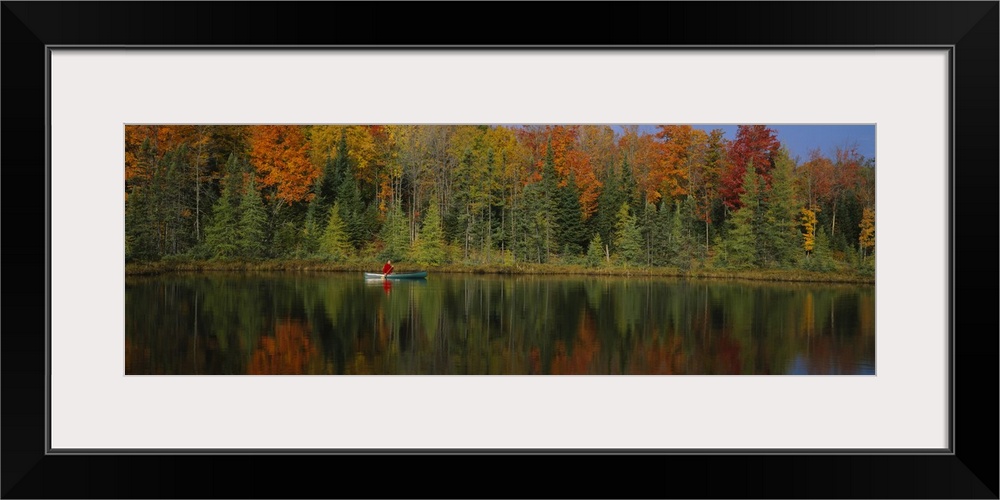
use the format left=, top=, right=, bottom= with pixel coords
left=246, top=319, right=317, bottom=375
left=626, top=335, right=685, bottom=375
left=549, top=311, right=600, bottom=375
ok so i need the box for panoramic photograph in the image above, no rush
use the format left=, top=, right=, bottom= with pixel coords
left=124, top=124, right=876, bottom=375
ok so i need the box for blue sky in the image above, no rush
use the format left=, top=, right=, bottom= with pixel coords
left=628, top=124, right=876, bottom=162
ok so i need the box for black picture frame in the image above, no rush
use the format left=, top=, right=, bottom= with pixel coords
left=3, top=2, right=996, bottom=498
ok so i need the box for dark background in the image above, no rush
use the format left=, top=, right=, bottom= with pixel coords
left=3, top=2, right=997, bottom=498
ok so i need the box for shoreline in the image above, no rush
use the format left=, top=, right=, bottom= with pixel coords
left=125, top=259, right=875, bottom=285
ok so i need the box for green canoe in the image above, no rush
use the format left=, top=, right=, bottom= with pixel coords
left=364, top=271, right=428, bottom=280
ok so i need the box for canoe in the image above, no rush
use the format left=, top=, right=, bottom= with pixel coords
left=363, top=271, right=428, bottom=280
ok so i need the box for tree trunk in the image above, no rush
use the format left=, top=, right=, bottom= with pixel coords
left=486, top=206, right=492, bottom=264
left=195, top=139, right=202, bottom=243
left=831, top=199, right=837, bottom=239
left=705, top=217, right=710, bottom=257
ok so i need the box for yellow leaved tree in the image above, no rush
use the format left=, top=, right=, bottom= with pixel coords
left=800, top=207, right=818, bottom=256
left=859, top=207, right=875, bottom=260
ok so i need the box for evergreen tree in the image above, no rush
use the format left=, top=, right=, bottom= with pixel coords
left=271, top=221, right=301, bottom=259
left=722, top=162, right=763, bottom=268
left=237, top=175, right=268, bottom=258
left=204, top=154, right=242, bottom=259
left=620, top=156, right=640, bottom=214
left=804, top=227, right=835, bottom=271
left=669, top=198, right=696, bottom=269
left=555, top=172, right=586, bottom=255
left=695, top=129, right=727, bottom=256
left=316, top=154, right=341, bottom=213
left=639, top=201, right=659, bottom=266
left=162, top=147, right=194, bottom=256
left=138, top=138, right=172, bottom=258
left=539, top=140, right=559, bottom=257
left=337, top=160, right=365, bottom=249
left=515, top=182, right=548, bottom=263
left=594, top=162, right=624, bottom=254
left=303, top=130, right=351, bottom=250
left=125, top=187, right=157, bottom=260
left=361, top=202, right=381, bottom=249
left=379, top=202, right=411, bottom=261
left=586, top=233, right=606, bottom=267
left=320, top=202, right=353, bottom=261
left=412, top=201, right=446, bottom=265
left=300, top=199, right=322, bottom=257
left=648, top=202, right=672, bottom=266
left=762, top=148, right=799, bottom=267
left=614, top=203, right=643, bottom=266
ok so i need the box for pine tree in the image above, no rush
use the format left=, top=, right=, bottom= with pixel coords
left=586, top=233, right=606, bottom=267
left=204, top=154, right=242, bottom=259
left=379, top=202, right=410, bottom=262
left=594, top=162, right=623, bottom=254
left=412, top=201, right=446, bottom=265
left=762, top=149, right=799, bottom=267
left=539, top=140, right=559, bottom=257
left=162, top=146, right=194, bottom=256
left=300, top=199, right=322, bottom=257
left=337, top=160, right=364, bottom=249
left=614, top=203, right=643, bottom=266
left=125, top=187, right=157, bottom=260
left=620, top=156, right=640, bottom=214
left=649, top=202, right=672, bottom=266
left=723, top=162, right=763, bottom=268
left=237, top=175, right=268, bottom=259
left=513, top=183, right=547, bottom=263
left=669, top=199, right=695, bottom=269
left=804, top=227, right=835, bottom=271
left=316, top=154, right=341, bottom=213
left=640, top=201, right=659, bottom=266
left=555, top=171, right=586, bottom=256
left=321, top=202, right=353, bottom=261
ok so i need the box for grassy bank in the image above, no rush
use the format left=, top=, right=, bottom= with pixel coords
left=126, top=258, right=874, bottom=284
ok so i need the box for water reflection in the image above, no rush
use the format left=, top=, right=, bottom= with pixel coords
left=125, top=272, right=875, bottom=375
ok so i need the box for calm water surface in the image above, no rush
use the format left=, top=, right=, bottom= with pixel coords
left=125, top=272, right=875, bottom=375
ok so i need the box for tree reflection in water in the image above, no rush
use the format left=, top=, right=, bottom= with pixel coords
left=125, top=272, right=875, bottom=375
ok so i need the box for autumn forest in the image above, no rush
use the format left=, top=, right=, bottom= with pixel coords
left=124, top=124, right=875, bottom=279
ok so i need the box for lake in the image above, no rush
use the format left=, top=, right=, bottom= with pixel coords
left=125, top=272, right=875, bottom=375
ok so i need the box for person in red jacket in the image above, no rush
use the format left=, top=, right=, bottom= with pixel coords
left=381, top=260, right=394, bottom=279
